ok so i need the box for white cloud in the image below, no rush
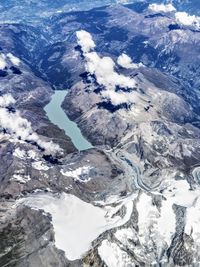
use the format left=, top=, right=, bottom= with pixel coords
left=117, top=53, right=143, bottom=69
left=7, top=53, right=21, bottom=66
left=76, top=30, right=96, bottom=53
left=0, top=94, right=16, bottom=107
left=0, top=94, right=61, bottom=155
left=148, top=3, right=176, bottom=13
left=0, top=53, right=21, bottom=70
left=0, top=53, right=7, bottom=70
left=76, top=30, right=137, bottom=101
left=85, top=52, right=136, bottom=90
left=101, top=86, right=146, bottom=107
left=175, top=12, right=200, bottom=28
left=101, top=90, right=130, bottom=106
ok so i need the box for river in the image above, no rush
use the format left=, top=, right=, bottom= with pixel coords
left=44, top=90, right=93, bottom=151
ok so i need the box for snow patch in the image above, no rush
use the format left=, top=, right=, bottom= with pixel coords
left=115, top=228, right=135, bottom=246
left=27, top=150, right=39, bottom=160
left=185, top=197, right=200, bottom=244
left=13, top=148, right=39, bottom=160
left=32, top=161, right=49, bottom=171
left=192, top=166, right=200, bottom=184
left=61, top=166, right=92, bottom=183
left=157, top=179, right=200, bottom=246
left=136, top=179, right=200, bottom=247
left=13, top=148, right=26, bottom=159
left=163, top=179, right=199, bottom=207
left=157, top=197, right=176, bottom=246
left=98, top=240, right=133, bottom=267
left=11, top=174, right=31, bottom=184
left=137, top=193, right=159, bottom=244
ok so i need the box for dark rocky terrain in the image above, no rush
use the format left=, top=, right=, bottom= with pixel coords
left=0, top=1, right=200, bottom=267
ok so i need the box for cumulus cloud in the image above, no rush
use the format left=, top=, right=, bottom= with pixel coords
left=101, top=90, right=129, bottom=105
left=0, top=94, right=61, bottom=155
left=7, top=53, right=20, bottom=66
left=76, top=30, right=137, bottom=97
left=101, top=88, right=144, bottom=107
left=0, top=53, right=7, bottom=70
left=76, top=30, right=139, bottom=106
left=175, top=12, right=200, bottom=28
left=0, top=94, right=16, bottom=108
left=148, top=3, right=176, bottom=13
left=117, top=53, right=143, bottom=69
left=85, top=52, right=136, bottom=90
left=0, top=52, right=21, bottom=70
left=76, top=30, right=96, bottom=53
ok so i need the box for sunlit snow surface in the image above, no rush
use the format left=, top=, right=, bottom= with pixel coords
left=98, top=239, right=134, bottom=267
left=61, top=166, right=93, bottom=183
left=20, top=192, right=136, bottom=261
left=2, top=0, right=200, bottom=265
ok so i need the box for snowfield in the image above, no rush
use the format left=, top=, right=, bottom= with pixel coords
left=98, top=239, right=133, bottom=267
left=20, top=192, right=135, bottom=261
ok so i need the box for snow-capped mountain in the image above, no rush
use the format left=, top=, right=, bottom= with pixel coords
left=0, top=1, right=200, bottom=267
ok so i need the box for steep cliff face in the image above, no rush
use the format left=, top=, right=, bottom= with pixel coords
left=0, top=1, right=200, bottom=267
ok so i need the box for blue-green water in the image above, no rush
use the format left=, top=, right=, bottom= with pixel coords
left=45, top=90, right=93, bottom=151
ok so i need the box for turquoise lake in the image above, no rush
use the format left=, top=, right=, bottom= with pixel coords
left=44, top=90, right=93, bottom=151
